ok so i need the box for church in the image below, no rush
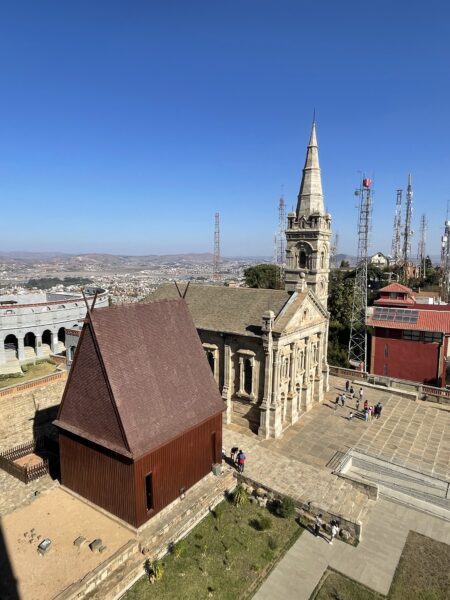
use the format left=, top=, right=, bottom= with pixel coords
left=152, top=121, right=332, bottom=438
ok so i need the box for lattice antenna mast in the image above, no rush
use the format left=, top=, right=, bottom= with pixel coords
left=213, top=212, right=221, bottom=281
left=349, top=176, right=373, bottom=370
left=401, top=174, right=413, bottom=280
left=277, top=195, right=286, bottom=267
left=330, top=231, right=339, bottom=268
left=273, top=233, right=278, bottom=264
left=417, top=213, right=427, bottom=279
left=440, top=207, right=450, bottom=303
left=391, top=189, right=403, bottom=263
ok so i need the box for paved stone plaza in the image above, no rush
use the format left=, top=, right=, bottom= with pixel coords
left=258, top=376, right=450, bottom=480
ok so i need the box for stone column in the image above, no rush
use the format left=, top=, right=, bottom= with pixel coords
left=51, top=331, right=59, bottom=354
left=289, top=343, right=299, bottom=424
left=316, top=333, right=324, bottom=403
left=0, top=336, right=6, bottom=366
left=221, top=342, right=232, bottom=425
left=238, top=356, right=244, bottom=394
left=258, top=345, right=273, bottom=438
left=271, top=348, right=283, bottom=438
left=17, top=336, right=25, bottom=362
left=302, top=338, right=313, bottom=412
left=322, top=320, right=330, bottom=392
left=35, top=332, right=44, bottom=358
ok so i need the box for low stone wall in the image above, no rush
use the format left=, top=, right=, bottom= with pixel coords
left=0, top=378, right=65, bottom=451
left=53, top=539, right=139, bottom=600
left=237, top=473, right=362, bottom=543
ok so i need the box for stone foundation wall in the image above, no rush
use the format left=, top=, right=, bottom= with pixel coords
left=0, top=379, right=65, bottom=451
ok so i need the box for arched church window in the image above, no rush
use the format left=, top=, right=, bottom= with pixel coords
left=244, top=358, right=252, bottom=394
left=299, top=251, right=307, bottom=269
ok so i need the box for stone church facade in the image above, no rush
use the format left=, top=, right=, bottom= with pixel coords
left=152, top=121, right=332, bottom=438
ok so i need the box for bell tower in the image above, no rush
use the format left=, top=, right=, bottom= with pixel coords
left=284, top=120, right=332, bottom=306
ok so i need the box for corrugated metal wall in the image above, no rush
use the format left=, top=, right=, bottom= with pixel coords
left=59, top=414, right=223, bottom=528
left=59, top=432, right=136, bottom=525
left=134, top=414, right=223, bottom=527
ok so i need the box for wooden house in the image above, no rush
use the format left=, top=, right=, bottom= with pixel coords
left=54, top=298, right=224, bottom=527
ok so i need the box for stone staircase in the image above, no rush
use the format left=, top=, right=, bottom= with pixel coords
left=341, top=450, right=450, bottom=521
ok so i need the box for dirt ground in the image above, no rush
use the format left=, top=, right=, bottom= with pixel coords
left=0, top=487, right=134, bottom=600
left=14, top=453, right=44, bottom=468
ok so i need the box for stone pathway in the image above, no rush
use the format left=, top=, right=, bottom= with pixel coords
left=223, top=426, right=374, bottom=525
left=254, top=497, right=450, bottom=599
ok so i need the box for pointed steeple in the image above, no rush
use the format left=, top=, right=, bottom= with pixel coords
left=296, top=119, right=325, bottom=217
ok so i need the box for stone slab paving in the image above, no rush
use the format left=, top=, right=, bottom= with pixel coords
left=223, top=426, right=374, bottom=524
left=254, top=497, right=450, bottom=599
left=259, top=376, right=450, bottom=481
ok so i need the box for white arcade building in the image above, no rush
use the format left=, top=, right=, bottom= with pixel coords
left=0, top=287, right=108, bottom=371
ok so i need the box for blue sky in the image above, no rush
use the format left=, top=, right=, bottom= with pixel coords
left=1, top=1, right=449, bottom=257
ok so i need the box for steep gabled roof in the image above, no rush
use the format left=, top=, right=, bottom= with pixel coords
left=151, top=283, right=291, bottom=337
left=55, top=299, right=224, bottom=459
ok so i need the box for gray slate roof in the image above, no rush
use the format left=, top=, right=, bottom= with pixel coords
left=151, top=283, right=291, bottom=337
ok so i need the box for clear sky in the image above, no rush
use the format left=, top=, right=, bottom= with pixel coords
left=1, top=1, right=449, bottom=257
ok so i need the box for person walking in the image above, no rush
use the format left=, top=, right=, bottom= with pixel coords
left=335, top=395, right=340, bottom=410
left=364, top=407, right=369, bottom=422
left=329, top=521, right=339, bottom=545
left=314, top=514, right=323, bottom=537
left=369, top=406, right=374, bottom=421
left=230, top=446, right=239, bottom=464
left=364, top=398, right=368, bottom=411
left=376, top=402, right=383, bottom=419
left=356, top=398, right=360, bottom=412
left=345, top=380, right=350, bottom=392
left=237, top=449, right=246, bottom=473
left=349, top=385, right=354, bottom=400
left=359, top=387, right=364, bottom=401
left=348, top=411, right=354, bottom=421
left=341, top=394, right=346, bottom=407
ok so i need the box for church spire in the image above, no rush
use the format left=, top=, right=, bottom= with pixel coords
left=296, top=119, right=325, bottom=217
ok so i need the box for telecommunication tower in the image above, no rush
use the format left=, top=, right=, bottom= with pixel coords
left=440, top=212, right=450, bottom=302
left=401, top=174, right=413, bottom=280
left=348, top=176, right=373, bottom=370
left=213, top=212, right=221, bottom=281
left=330, top=231, right=339, bottom=268
left=391, top=189, right=402, bottom=263
left=277, top=196, right=286, bottom=267
left=417, top=213, right=427, bottom=279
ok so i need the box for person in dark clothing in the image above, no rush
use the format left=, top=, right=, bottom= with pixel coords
left=345, top=380, right=350, bottom=392
left=230, top=446, right=239, bottom=463
left=376, top=402, right=383, bottom=419
left=237, top=449, right=246, bottom=473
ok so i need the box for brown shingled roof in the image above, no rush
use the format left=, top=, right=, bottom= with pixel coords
left=55, top=299, right=224, bottom=459
left=151, top=283, right=291, bottom=337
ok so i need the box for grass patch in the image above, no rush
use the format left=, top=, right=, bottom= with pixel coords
left=389, top=531, right=450, bottom=600
left=312, top=569, right=383, bottom=600
left=0, top=361, right=57, bottom=388
left=312, top=531, right=450, bottom=600
left=124, top=498, right=301, bottom=599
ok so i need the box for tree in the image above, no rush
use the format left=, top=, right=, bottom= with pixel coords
left=327, top=269, right=355, bottom=368
left=340, top=260, right=350, bottom=268
left=244, top=264, right=284, bottom=290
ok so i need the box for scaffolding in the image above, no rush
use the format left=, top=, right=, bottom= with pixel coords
left=213, top=212, right=221, bottom=281
left=391, top=189, right=402, bottom=263
left=348, top=177, right=373, bottom=370
left=417, top=213, right=427, bottom=279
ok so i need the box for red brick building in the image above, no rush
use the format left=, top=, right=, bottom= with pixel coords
left=54, top=298, right=224, bottom=527
left=367, top=283, right=450, bottom=387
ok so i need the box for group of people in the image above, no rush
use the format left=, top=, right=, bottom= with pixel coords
left=230, top=447, right=246, bottom=472
left=314, top=513, right=340, bottom=545
left=337, top=381, right=383, bottom=423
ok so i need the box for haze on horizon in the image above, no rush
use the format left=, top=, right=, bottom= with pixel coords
left=1, top=1, right=449, bottom=258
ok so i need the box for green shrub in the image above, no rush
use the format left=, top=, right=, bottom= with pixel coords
left=258, top=515, right=272, bottom=531
left=272, top=496, right=296, bottom=519
left=232, top=484, right=248, bottom=507
left=21, top=364, right=30, bottom=373
left=172, top=539, right=187, bottom=559
left=152, top=560, right=164, bottom=581
left=36, top=358, right=56, bottom=366
left=267, top=536, right=278, bottom=551
left=0, top=372, right=24, bottom=381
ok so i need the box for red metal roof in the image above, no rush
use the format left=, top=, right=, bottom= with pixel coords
left=378, top=282, right=412, bottom=294
left=368, top=308, right=450, bottom=333
left=374, top=296, right=415, bottom=306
